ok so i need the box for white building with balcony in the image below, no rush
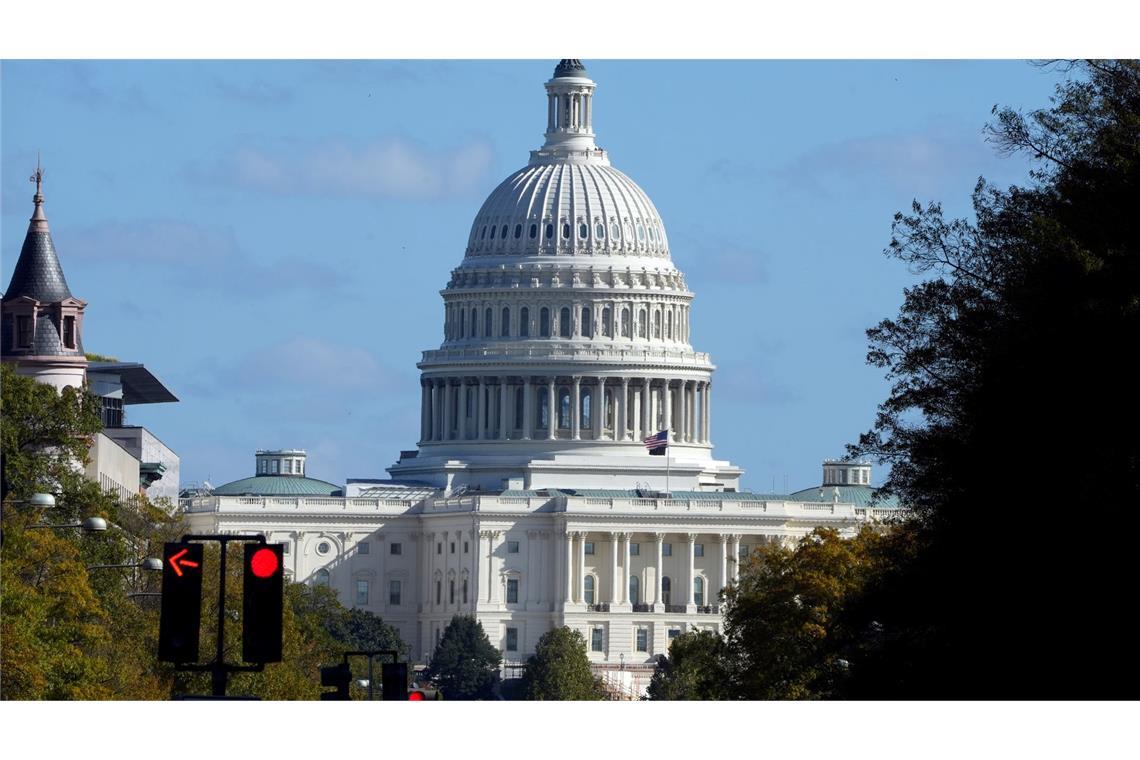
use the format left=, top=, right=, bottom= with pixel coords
left=182, top=61, right=899, bottom=679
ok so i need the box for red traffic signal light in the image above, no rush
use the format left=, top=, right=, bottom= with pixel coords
left=242, top=543, right=284, bottom=663
left=407, top=690, right=427, bottom=701
left=158, top=542, right=204, bottom=663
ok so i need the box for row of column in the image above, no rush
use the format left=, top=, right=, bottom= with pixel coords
left=548, top=91, right=591, bottom=132
left=562, top=531, right=743, bottom=609
left=420, top=376, right=712, bottom=444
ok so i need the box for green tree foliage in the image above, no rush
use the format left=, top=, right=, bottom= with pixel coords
left=847, top=60, right=1140, bottom=697
left=519, top=626, right=605, bottom=700
left=424, top=615, right=501, bottom=700
left=646, top=629, right=731, bottom=701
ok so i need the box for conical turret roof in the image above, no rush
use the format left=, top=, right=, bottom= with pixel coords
left=3, top=165, right=74, bottom=304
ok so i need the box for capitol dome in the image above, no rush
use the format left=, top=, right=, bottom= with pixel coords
left=390, top=60, right=741, bottom=494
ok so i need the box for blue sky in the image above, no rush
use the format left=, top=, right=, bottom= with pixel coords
left=1, top=60, right=1062, bottom=492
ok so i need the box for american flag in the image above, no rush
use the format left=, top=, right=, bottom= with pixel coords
left=643, top=430, right=668, bottom=451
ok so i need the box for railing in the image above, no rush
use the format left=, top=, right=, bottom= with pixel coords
left=420, top=345, right=711, bottom=365
left=632, top=603, right=651, bottom=613
left=587, top=603, right=610, bottom=612
left=665, top=604, right=687, bottom=614
left=696, top=605, right=720, bottom=614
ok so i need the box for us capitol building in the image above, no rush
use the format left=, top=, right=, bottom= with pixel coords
left=183, top=61, right=900, bottom=681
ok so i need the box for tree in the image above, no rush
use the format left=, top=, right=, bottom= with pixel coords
left=519, top=627, right=605, bottom=700
left=646, top=629, right=731, bottom=700
left=424, top=615, right=500, bottom=700
left=847, top=60, right=1140, bottom=697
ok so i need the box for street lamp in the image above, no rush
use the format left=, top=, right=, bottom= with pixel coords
left=619, top=652, right=625, bottom=671
left=87, top=557, right=163, bottom=571
left=29, top=516, right=108, bottom=533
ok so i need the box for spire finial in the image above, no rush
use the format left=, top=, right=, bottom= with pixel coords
left=29, top=154, right=48, bottom=229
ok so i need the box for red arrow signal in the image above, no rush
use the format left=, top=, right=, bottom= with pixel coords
left=168, top=547, right=200, bottom=577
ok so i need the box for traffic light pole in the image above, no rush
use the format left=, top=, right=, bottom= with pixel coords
left=176, top=534, right=269, bottom=697
left=342, top=650, right=398, bottom=701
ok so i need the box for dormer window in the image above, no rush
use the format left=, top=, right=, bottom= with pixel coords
left=16, top=315, right=32, bottom=348
left=62, top=316, right=76, bottom=349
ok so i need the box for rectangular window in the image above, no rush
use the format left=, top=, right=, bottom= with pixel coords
left=738, top=545, right=748, bottom=561
left=437, top=543, right=442, bottom=555
left=435, top=580, right=441, bottom=605
left=668, top=628, right=682, bottom=642
left=462, top=579, right=468, bottom=604
left=390, top=542, right=402, bottom=555
left=450, top=542, right=456, bottom=554
left=62, top=316, right=75, bottom=349
left=357, top=542, right=370, bottom=555
left=506, top=627, right=518, bottom=652
left=464, top=541, right=469, bottom=553
left=584, top=541, right=595, bottom=555
left=629, top=542, right=640, bottom=556
left=282, top=543, right=290, bottom=555
left=591, top=628, right=604, bottom=652
left=506, top=578, right=519, bottom=604
left=356, top=580, right=369, bottom=605
left=636, top=628, right=648, bottom=652
left=694, top=544, right=705, bottom=558
left=507, top=540, right=519, bottom=554
left=449, top=580, right=455, bottom=604
left=389, top=580, right=401, bottom=606
left=16, top=315, right=32, bottom=348
left=662, top=542, right=672, bottom=557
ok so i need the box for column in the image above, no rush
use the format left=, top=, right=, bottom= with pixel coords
left=680, top=380, right=690, bottom=443
left=641, top=381, right=651, bottom=436
left=632, top=386, right=641, bottom=441
left=430, top=381, right=440, bottom=440
left=609, top=533, right=619, bottom=604
left=457, top=378, right=468, bottom=440
left=442, top=381, right=453, bottom=440
left=686, top=534, right=696, bottom=609
left=547, top=378, right=556, bottom=440
left=499, top=377, right=509, bottom=440
left=591, top=377, right=602, bottom=439
left=618, top=378, right=629, bottom=441
left=419, top=533, right=431, bottom=611
left=663, top=380, right=673, bottom=439
left=476, top=378, right=486, bottom=440
left=654, top=533, right=665, bottom=610
left=731, top=534, right=741, bottom=584
left=487, top=531, right=499, bottom=604
left=719, top=535, right=729, bottom=596
left=564, top=530, right=575, bottom=604
left=704, top=381, right=711, bottom=442
left=577, top=531, right=587, bottom=604
left=522, top=378, right=533, bottom=440
left=687, top=380, right=696, bottom=442
left=572, top=376, right=582, bottom=440
left=420, top=382, right=429, bottom=442
left=622, top=532, right=632, bottom=605
left=376, top=534, right=387, bottom=613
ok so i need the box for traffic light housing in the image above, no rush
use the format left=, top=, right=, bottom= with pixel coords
left=242, top=543, right=284, bottom=663
left=320, top=663, right=351, bottom=700
left=381, top=662, right=408, bottom=701
left=158, top=542, right=204, bottom=662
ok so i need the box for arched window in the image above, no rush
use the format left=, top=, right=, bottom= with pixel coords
left=637, top=223, right=645, bottom=241
left=621, top=308, right=631, bottom=337
left=540, top=308, right=550, bottom=337
left=313, top=568, right=330, bottom=587
left=519, top=307, right=530, bottom=337
left=449, top=578, right=456, bottom=604
left=666, top=311, right=673, bottom=340
left=515, top=387, right=524, bottom=429
left=596, top=223, right=605, bottom=239
left=580, top=388, right=592, bottom=429
left=501, top=307, right=510, bottom=337
left=562, top=222, right=571, bottom=239
left=605, top=389, right=615, bottom=429
left=612, top=222, right=621, bottom=240
left=485, top=308, right=493, bottom=337
left=529, top=223, right=537, bottom=239
left=558, top=387, right=571, bottom=429
left=538, top=391, right=549, bottom=429
left=662, top=576, right=672, bottom=606
left=462, top=577, right=469, bottom=604
left=694, top=577, right=705, bottom=606
left=471, top=308, right=478, bottom=337
left=480, top=225, right=487, bottom=240
left=459, top=309, right=466, bottom=337
left=501, top=225, right=508, bottom=239
left=581, top=306, right=592, bottom=337
left=653, top=309, right=661, bottom=339
left=584, top=575, right=595, bottom=605
left=579, top=223, right=588, bottom=239
left=559, top=307, right=571, bottom=338
left=489, top=224, right=496, bottom=240
left=602, top=307, right=612, bottom=337
left=545, top=223, right=554, bottom=240
left=629, top=575, right=640, bottom=605
left=514, top=224, right=522, bottom=239
left=638, top=309, right=647, bottom=338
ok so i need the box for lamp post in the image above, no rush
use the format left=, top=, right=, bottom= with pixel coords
left=29, top=516, right=107, bottom=532
left=87, top=558, right=163, bottom=572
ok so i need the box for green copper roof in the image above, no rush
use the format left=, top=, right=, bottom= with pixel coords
left=787, top=484, right=899, bottom=508
left=212, top=475, right=343, bottom=497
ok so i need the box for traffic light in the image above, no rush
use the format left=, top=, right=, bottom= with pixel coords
left=381, top=662, right=408, bottom=701
left=320, top=663, right=351, bottom=700
left=407, top=689, right=428, bottom=701
left=242, top=543, right=284, bottom=663
left=158, top=542, right=204, bottom=662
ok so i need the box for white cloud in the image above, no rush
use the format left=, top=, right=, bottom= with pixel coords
left=210, top=137, right=494, bottom=200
